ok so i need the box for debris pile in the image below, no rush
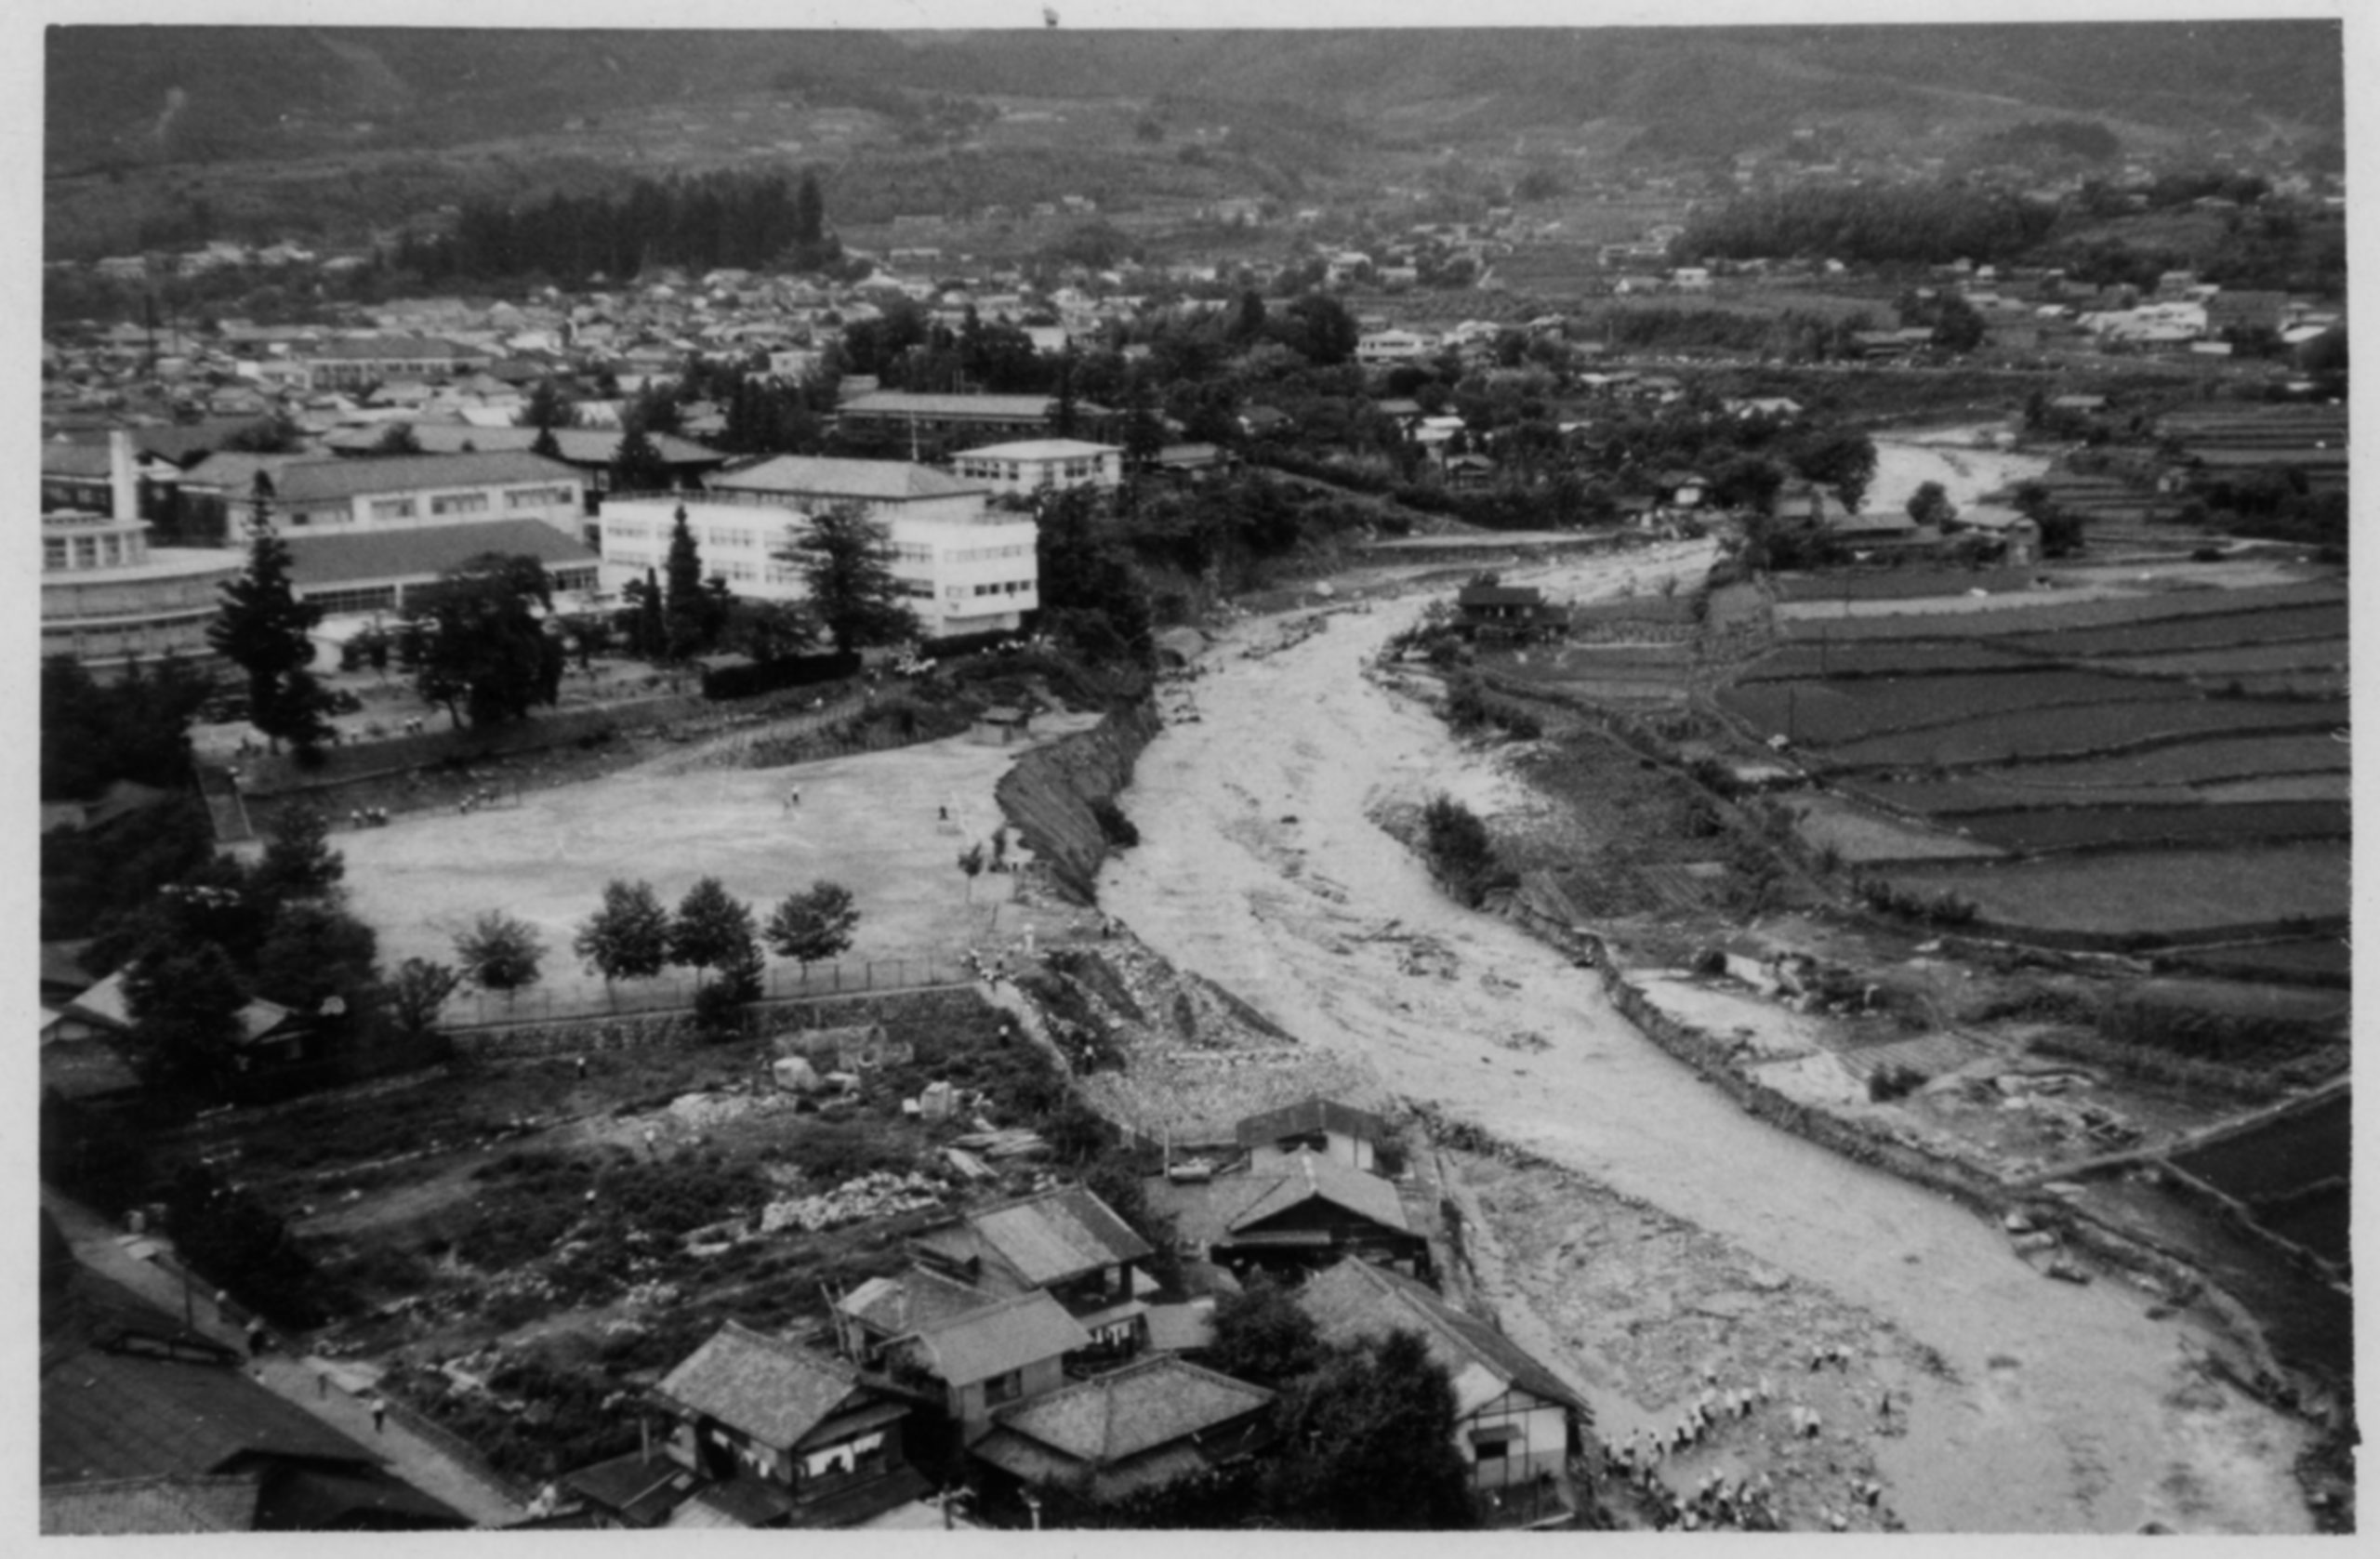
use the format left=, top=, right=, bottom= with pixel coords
left=759, top=1170, right=945, bottom=1234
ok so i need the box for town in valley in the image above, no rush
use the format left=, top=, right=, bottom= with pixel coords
left=35, top=19, right=2353, bottom=1537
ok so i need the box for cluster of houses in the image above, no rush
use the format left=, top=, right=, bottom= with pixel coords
left=539, top=1097, right=1592, bottom=1531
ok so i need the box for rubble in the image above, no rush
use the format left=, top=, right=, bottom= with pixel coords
left=758, top=1170, right=945, bottom=1234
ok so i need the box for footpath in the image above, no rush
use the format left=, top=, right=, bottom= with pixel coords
left=42, top=1186, right=528, bottom=1528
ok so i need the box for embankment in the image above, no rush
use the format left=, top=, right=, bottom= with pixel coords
left=996, top=701, right=1162, bottom=902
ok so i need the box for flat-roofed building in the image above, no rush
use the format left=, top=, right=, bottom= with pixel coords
left=598, top=496, right=1038, bottom=641
left=39, top=434, right=241, bottom=677
left=948, top=439, right=1122, bottom=497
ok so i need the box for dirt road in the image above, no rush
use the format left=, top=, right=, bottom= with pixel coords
left=1097, top=548, right=2312, bottom=1533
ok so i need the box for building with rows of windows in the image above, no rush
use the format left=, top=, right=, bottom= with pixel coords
left=178, top=450, right=586, bottom=537
left=948, top=439, right=1122, bottom=497
left=597, top=494, right=1038, bottom=641
left=39, top=435, right=244, bottom=677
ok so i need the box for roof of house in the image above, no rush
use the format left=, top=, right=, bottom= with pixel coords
left=1297, top=1257, right=1588, bottom=1421
left=1225, top=1148, right=1411, bottom=1237
left=1457, top=584, right=1547, bottom=610
left=902, top=1291, right=1092, bottom=1388
left=985, top=1355, right=1271, bottom=1470
left=666, top=1475, right=799, bottom=1529
left=333, top=422, right=725, bottom=468
left=562, top=1451, right=700, bottom=1527
left=41, top=441, right=121, bottom=479
left=656, top=1323, right=866, bottom=1450
left=282, top=518, right=598, bottom=592
left=41, top=1347, right=369, bottom=1484
left=41, top=1474, right=262, bottom=1535
left=272, top=451, right=584, bottom=504
left=302, top=337, right=492, bottom=362
left=841, top=391, right=1111, bottom=420
left=913, top=1184, right=1154, bottom=1289
left=838, top=1265, right=999, bottom=1339
left=708, top=455, right=984, bottom=501
left=952, top=439, right=1120, bottom=461
left=1235, top=1096, right=1393, bottom=1150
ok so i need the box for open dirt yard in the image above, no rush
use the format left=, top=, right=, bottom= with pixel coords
left=338, top=713, right=1102, bottom=1009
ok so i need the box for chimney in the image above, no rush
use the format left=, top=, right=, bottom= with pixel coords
left=109, top=431, right=139, bottom=523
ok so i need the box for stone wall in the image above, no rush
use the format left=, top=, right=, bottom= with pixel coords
left=995, top=701, right=1163, bottom=903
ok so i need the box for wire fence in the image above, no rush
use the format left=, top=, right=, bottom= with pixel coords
left=441, top=958, right=973, bottom=1031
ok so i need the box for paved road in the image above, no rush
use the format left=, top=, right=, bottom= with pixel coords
left=44, top=1187, right=527, bottom=1528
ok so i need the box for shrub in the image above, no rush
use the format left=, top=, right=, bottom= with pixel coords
left=1867, top=1064, right=1929, bottom=1103
left=1091, top=796, right=1140, bottom=849
left=1420, top=793, right=1514, bottom=908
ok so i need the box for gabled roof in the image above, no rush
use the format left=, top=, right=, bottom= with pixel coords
left=335, top=422, right=725, bottom=469
left=952, top=439, right=1120, bottom=461
left=986, top=1355, right=1271, bottom=1468
left=41, top=1473, right=261, bottom=1535
left=839, top=1265, right=1002, bottom=1339
left=913, top=1184, right=1154, bottom=1290
left=656, top=1323, right=867, bottom=1450
left=1297, top=1257, right=1588, bottom=1422
left=841, top=390, right=1112, bottom=420
left=43, top=1325, right=379, bottom=1487
left=902, top=1291, right=1091, bottom=1387
left=709, top=455, right=984, bottom=502
left=276, top=451, right=584, bottom=503
left=562, top=1450, right=700, bottom=1527
left=1235, top=1096, right=1393, bottom=1150
left=282, top=518, right=597, bottom=591
left=1457, top=584, right=1546, bottom=609
left=1225, top=1148, right=1410, bottom=1236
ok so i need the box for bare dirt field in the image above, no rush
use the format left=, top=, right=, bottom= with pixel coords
left=338, top=713, right=1102, bottom=1010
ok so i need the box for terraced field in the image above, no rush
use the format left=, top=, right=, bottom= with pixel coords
left=1726, top=570, right=2350, bottom=946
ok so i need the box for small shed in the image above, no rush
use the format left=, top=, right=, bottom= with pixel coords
left=971, top=707, right=1034, bottom=746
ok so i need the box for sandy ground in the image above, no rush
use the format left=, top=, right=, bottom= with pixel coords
left=339, top=711, right=1101, bottom=1009
left=1096, top=551, right=2314, bottom=1534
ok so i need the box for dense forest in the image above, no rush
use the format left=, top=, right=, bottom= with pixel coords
left=395, top=169, right=839, bottom=285
left=1675, top=186, right=2062, bottom=268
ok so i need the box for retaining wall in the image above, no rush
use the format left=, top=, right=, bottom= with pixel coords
left=995, top=701, right=1163, bottom=903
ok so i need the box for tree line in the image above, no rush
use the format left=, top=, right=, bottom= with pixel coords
left=394, top=169, right=839, bottom=285
left=1676, top=184, right=2060, bottom=268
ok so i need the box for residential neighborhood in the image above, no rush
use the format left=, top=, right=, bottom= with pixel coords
left=38, top=19, right=2350, bottom=1540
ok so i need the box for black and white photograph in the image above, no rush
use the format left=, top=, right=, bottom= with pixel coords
left=29, top=3, right=2356, bottom=1539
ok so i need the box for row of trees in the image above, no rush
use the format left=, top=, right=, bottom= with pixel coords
left=394, top=169, right=839, bottom=286
left=451, top=876, right=860, bottom=1023
left=1676, top=184, right=2061, bottom=268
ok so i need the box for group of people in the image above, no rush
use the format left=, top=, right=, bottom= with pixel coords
left=348, top=807, right=392, bottom=829
left=455, top=786, right=504, bottom=815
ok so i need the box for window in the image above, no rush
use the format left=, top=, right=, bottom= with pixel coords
left=551, top=567, right=599, bottom=593
left=432, top=492, right=490, bottom=516
left=302, top=584, right=399, bottom=615
left=507, top=486, right=571, bottom=509
left=368, top=498, right=417, bottom=522
left=985, top=1369, right=1024, bottom=1406
left=43, top=537, right=66, bottom=571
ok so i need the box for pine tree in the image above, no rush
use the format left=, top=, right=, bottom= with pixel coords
left=208, top=477, right=332, bottom=751
left=662, top=505, right=712, bottom=659
left=611, top=416, right=672, bottom=493
left=782, top=505, right=917, bottom=652
left=637, top=566, right=667, bottom=660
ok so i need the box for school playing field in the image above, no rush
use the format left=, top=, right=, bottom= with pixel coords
left=337, top=713, right=1104, bottom=1012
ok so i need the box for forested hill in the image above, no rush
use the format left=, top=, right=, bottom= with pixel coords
left=46, top=21, right=2342, bottom=175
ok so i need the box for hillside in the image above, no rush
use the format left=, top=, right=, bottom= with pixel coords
left=47, top=22, right=2343, bottom=175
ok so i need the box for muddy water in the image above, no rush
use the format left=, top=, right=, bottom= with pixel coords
left=1098, top=564, right=2311, bottom=1533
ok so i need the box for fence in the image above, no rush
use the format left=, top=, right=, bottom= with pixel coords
left=442, top=958, right=972, bottom=1031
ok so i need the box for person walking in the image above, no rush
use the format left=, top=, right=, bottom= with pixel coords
left=371, top=1396, right=388, bottom=1434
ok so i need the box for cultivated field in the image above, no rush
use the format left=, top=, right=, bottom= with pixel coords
left=1879, top=843, right=2349, bottom=939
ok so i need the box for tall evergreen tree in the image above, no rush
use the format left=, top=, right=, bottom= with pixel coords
left=208, top=477, right=332, bottom=751
left=782, top=505, right=917, bottom=652
left=794, top=170, right=826, bottom=251
left=661, top=505, right=717, bottom=659
left=611, top=416, right=672, bottom=493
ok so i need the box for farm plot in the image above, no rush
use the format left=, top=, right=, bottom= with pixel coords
left=2168, top=1092, right=2351, bottom=1268
left=2169, top=939, right=2353, bottom=987
left=2004, top=603, right=2347, bottom=660
left=1838, top=775, right=2179, bottom=815
left=1939, top=733, right=2349, bottom=790
left=1776, top=793, right=2003, bottom=865
left=2097, top=638, right=2350, bottom=680
left=1736, top=639, right=2038, bottom=681
left=2195, top=773, right=2350, bottom=805
left=1819, top=697, right=2344, bottom=770
left=1770, top=566, right=2037, bottom=602
left=1721, top=671, right=2184, bottom=749
left=1780, top=581, right=2345, bottom=641
left=1952, top=799, right=2349, bottom=853
left=1880, top=841, right=2350, bottom=940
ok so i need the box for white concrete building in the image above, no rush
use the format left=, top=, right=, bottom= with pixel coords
left=598, top=497, right=1038, bottom=641
left=948, top=439, right=1121, bottom=497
